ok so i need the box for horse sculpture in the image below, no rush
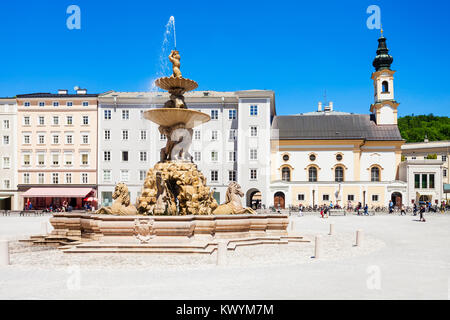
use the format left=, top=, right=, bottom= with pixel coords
left=213, top=182, right=256, bottom=215
left=96, top=183, right=137, bottom=216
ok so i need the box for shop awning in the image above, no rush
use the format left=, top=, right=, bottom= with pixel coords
left=444, top=184, right=450, bottom=193
left=22, top=188, right=94, bottom=198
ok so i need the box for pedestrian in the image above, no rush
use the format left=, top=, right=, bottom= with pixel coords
left=413, top=203, right=417, bottom=216
left=401, top=204, right=406, bottom=216
left=364, top=204, right=369, bottom=216
left=419, top=206, right=426, bottom=222
left=389, top=200, right=394, bottom=214
left=320, top=207, right=324, bottom=218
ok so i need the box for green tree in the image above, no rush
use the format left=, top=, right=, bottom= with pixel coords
left=398, top=114, right=450, bottom=143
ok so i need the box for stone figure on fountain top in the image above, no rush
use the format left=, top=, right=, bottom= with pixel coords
left=169, top=50, right=182, bottom=79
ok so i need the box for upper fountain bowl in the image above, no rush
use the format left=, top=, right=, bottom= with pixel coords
left=155, top=77, right=198, bottom=92
left=143, top=108, right=210, bottom=128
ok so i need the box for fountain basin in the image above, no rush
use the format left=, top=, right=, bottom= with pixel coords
left=144, top=108, right=210, bottom=128
left=155, top=77, right=198, bottom=92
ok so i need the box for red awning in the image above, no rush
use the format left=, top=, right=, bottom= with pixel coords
left=22, top=188, right=94, bottom=198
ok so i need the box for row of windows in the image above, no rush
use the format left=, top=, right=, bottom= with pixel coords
left=23, top=101, right=90, bottom=107
left=22, top=172, right=89, bottom=184
left=102, top=169, right=257, bottom=183
left=103, top=107, right=257, bottom=121
left=297, top=194, right=380, bottom=202
left=21, top=153, right=90, bottom=166
left=22, top=115, right=90, bottom=126
left=22, top=133, right=90, bottom=145
left=404, top=155, right=447, bottom=161
left=414, top=174, right=435, bottom=189
left=281, top=166, right=381, bottom=182
left=111, top=150, right=241, bottom=163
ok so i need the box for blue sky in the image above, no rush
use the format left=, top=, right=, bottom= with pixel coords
left=0, top=0, right=449, bottom=116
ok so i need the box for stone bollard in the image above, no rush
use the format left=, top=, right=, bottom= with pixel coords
left=0, top=240, right=10, bottom=266
left=41, top=221, right=48, bottom=235
left=216, top=241, right=227, bottom=266
left=356, top=229, right=363, bottom=247
left=314, top=235, right=322, bottom=259
left=329, top=223, right=334, bottom=235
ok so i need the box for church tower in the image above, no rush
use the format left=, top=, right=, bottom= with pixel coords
left=370, top=32, right=399, bottom=125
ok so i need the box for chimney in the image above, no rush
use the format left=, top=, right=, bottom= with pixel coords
left=58, top=89, right=68, bottom=95
left=76, top=88, right=87, bottom=95
left=318, top=102, right=322, bottom=111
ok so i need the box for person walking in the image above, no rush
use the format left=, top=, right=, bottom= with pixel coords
left=413, top=203, right=417, bottom=216
left=389, top=200, right=394, bottom=214
left=364, top=204, right=369, bottom=216
left=401, top=204, right=406, bottom=216
left=419, top=206, right=426, bottom=222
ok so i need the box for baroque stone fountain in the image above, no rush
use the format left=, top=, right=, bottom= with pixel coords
left=28, top=48, right=306, bottom=253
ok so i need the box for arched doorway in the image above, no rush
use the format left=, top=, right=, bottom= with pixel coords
left=391, top=192, right=402, bottom=208
left=274, top=192, right=285, bottom=209
left=246, top=188, right=261, bottom=209
left=419, top=195, right=431, bottom=204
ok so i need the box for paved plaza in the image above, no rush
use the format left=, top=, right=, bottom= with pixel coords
left=0, top=213, right=449, bottom=299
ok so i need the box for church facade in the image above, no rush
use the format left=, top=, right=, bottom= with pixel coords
left=266, top=35, right=407, bottom=209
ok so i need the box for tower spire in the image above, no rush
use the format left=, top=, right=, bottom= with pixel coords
left=372, top=33, right=393, bottom=71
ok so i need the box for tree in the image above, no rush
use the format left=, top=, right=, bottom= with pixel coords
left=398, top=114, right=450, bottom=143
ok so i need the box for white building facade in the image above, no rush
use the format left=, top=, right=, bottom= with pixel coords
left=97, top=90, right=275, bottom=209
left=0, top=98, right=19, bottom=210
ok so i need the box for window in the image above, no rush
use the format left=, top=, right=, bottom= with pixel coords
left=140, top=110, right=144, bottom=119
left=283, top=154, right=289, bottom=161
left=38, top=116, right=45, bottom=125
left=81, top=154, right=89, bottom=165
left=3, top=120, right=9, bottom=129
left=120, top=170, right=129, bottom=182
left=24, top=102, right=30, bottom=107
left=211, top=151, right=218, bottom=162
left=228, top=151, right=236, bottom=162
left=52, top=154, right=59, bottom=166
left=23, top=116, right=30, bottom=125
left=122, top=151, right=129, bottom=162
left=53, top=116, right=59, bottom=125
left=372, top=195, right=379, bottom=202
left=23, top=154, right=31, bottom=166
left=210, top=170, right=219, bottom=182
left=250, top=105, right=258, bottom=116
left=229, top=130, right=237, bottom=141
left=3, top=136, right=10, bottom=145
left=53, top=102, right=59, bottom=107
left=104, top=110, right=112, bottom=120
left=323, top=194, right=330, bottom=201
left=65, top=153, right=73, bottom=166
left=51, top=135, right=59, bottom=144
left=194, top=130, right=201, bottom=140
left=211, top=110, right=218, bottom=120
left=415, top=174, right=420, bottom=188
left=66, top=101, right=73, bottom=107
left=422, top=174, right=427, bottom=189
left=429, top=174, right=435, bottom=189
left=443, top=155, right=447, bottom=162
left=66, top=134, right=73, bottom=144
left=103, top=170, right=111, bottom=182
left=194, top=151, right=201, bottom=162
left=160, top=133, right=167, bottom=140
left=66, top=116, right=73, bottom=125
left=3, top=180, right=10, bottom=189
left=104, top=151, right=111, bottom=161
left=82, top=101, right=89, bottom=107
left=308, top=167, right=317, bottom=182
left=122, top=130, right=129, bottom=140
left=336, top=154, right=343, bottom=161
left=36, top=154, right=43, bottom=166
left=140, top=151, right=148, bottom=162
left=249, top=149, right=258, bottom=160
left=382, top=81, right=389, bottom=93
left=3, top=157, right=10, bottom=169
left=65, top=173, right=72, bottom=184
left=81, top=173, right=88, bottom=184
left=52, top=173, right=59, bottom=184
left=139, top=170, right=146, bottom=181
left=228, top=109, right=236, bottom=120
left=23, top=134, right=30, bottom=144
left=309, top=154, right=316, bottom=161
left=444, top=169, right=448, bottom=178
left=82, top=134, right=89, bottom=144
left=282, top=167, right=291, bottom=182
left=140, top=130, right=147, bottom=140
left=250, top=169, right=257, bottom=180
left=122, top=110, right=129, bottom=120
left=211, top=130, right=218, bottom=141
left=104, top=130, right=111, bottom=140
left=228, top=170, right=237, bottom=182
left=298, top=194, right=305, bottom=201
left=82, top=116, right=89, bottom=125
left=335, top=166, right=344, bottom=182
left=38, top=135, right=45, bottom=144
left=250, top=126, right=258, bottom=137
left=38, top=173, right=44, bottom=184
left=23, top=173, right=30, bottom=184
left=348, top=195, right=355, bottom=201
left=39, top=101, right=45, bottom=107
left=371, top=167, right=380, bottom=182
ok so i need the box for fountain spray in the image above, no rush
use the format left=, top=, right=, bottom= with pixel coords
left=170, top=16, right=177, bottom=50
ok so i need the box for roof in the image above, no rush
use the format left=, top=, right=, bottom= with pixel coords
left=402, top=141, right=450, bottom=150
left=16, top=93, right=99, bottom=98
left=272, top=113, right=403, bottom=141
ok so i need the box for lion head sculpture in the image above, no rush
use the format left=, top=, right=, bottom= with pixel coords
left=113, top=183, right=131, bottom=207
